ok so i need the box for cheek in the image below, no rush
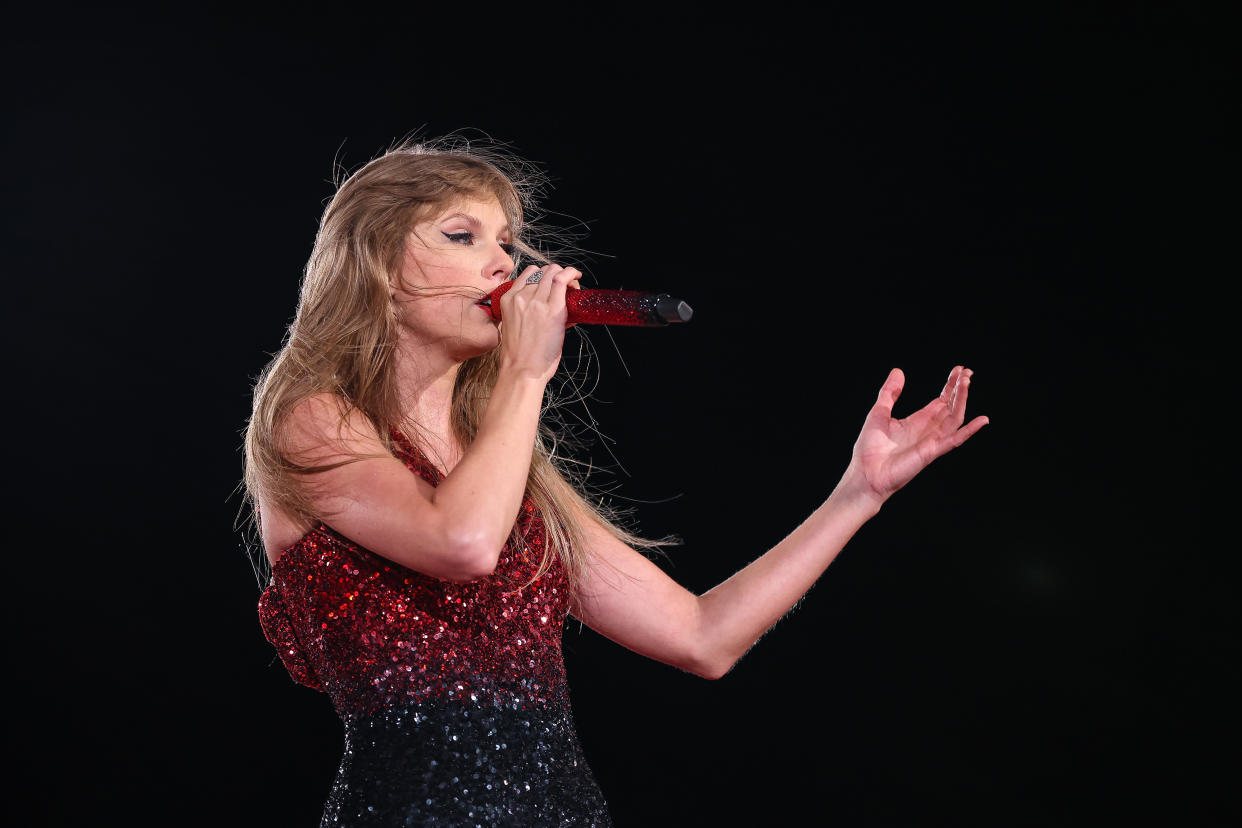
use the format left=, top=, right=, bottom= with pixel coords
left=399, top=242, right=446, bottom=285
left=393, top=293, right=486, bottom=332
left=404, top=253, right=465, bottom=288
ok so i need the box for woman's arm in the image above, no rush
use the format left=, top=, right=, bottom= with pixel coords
left=279, top=373, right=545, bottom=581
left=275, top=266, right=581, bottom=581
left=571, top=366, right=988, bottom=679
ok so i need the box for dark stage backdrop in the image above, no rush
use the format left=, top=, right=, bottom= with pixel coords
left=5, top=7, right=1235, bottom=827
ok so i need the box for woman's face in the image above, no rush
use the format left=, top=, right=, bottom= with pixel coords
left=392, top=195, right=515, bottom=360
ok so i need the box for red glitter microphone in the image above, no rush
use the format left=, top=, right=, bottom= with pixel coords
left=477, top=279, right=694, bottom=327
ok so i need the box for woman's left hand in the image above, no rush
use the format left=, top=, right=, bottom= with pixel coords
left=842, top=366, right=989, bottom=507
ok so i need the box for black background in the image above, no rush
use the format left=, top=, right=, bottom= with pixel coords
left=5, top=5, right=1237, bottom=826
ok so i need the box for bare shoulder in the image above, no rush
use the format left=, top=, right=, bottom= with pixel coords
left=261, top=393, right=443, bottom=570
left=258, top=493, right=315, bottom=566
left=282, top=392, right=387, bottom=464
left=260, top=393, right=387, bottom=564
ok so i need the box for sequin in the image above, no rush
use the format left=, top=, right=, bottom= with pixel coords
left=564, top=289, right=667, bottom=326
left=258, top=430, right=611, bottom=826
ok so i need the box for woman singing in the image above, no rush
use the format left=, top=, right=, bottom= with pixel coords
left=241, top=137, right=988, bottom=826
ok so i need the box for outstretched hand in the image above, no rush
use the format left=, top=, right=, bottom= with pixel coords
left=843, top=366, right=989, bottom=506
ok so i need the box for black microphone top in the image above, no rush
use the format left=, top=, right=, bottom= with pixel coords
left=654, top=295, right=694, bottom=323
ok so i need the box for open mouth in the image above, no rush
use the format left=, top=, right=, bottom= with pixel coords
left=475, top=297, right=492, bottom=307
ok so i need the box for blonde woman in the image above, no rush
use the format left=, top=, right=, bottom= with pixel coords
left=243, top=138, right=988, bottom=826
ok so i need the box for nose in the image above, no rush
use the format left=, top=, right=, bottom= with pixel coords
left=489, top=242, right=515, bottom=282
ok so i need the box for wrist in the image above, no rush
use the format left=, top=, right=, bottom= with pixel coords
left=497, top=353, right=555, bottom=386
left=479, top=371, right=547, bottom=435
left=831, top=462, right=886, bottom=517
left=495, top=358, right=553, bottom=390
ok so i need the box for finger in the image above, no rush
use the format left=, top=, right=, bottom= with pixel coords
left=563, top=272, right=584, bottom=326
left=500, top=265, right=542, bottom=314
left=872, top=368, right=905, bottom=418
left=939, top=365, right=963, bottom=405
left=544, top=266, right=579, bottom=283
left=949, top=367, right=974, bottom=418
left=508, top=265, right=545, bottom=302
left=545, top=267, right=581, bottom=305
left=529, top=264, right=561, bottom=298
left=512, top=263, right=542, bottom=284
left=927, top=396, right=957, bottom=433
left=934, top=368, right=974, bottom=433
left=535, top=265, right=575, bottom=302
left=949, top=415, right=990, bottom=449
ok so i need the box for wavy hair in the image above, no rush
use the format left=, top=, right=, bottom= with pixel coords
left=240, top=136, right=667, bottom=608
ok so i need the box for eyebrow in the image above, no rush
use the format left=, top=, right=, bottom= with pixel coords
left=440, top=211, right=512, bottom=236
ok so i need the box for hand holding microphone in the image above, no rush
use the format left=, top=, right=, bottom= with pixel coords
left=492, top=264, right=584, bottom=384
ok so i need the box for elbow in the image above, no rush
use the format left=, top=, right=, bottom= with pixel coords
left=688, top=604, right=735, bottom=680
left=440, top=533, right=501, bottom=582
left=695, top=659, right=734, bottom=681
left=686, top=646, right=735, bottom=681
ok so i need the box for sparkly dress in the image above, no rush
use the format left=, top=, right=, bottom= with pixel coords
left=258, top=431, right=612, bottom=827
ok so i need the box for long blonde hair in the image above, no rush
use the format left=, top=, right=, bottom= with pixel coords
left=240, top=136, right=667, bottom=607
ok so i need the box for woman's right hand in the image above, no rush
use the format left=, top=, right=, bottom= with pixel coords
left=496, top=263, right=582, bottom=383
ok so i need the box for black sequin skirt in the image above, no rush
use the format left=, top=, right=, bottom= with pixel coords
left=320, top=698, right=612, bottom=827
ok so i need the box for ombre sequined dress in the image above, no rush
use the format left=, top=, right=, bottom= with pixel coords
left=258, top=431, right=611, bottom=827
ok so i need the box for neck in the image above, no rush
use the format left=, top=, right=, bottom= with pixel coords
left=391, top=338, right=463, bottom=470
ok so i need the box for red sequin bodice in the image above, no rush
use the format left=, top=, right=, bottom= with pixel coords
left=257, top=430, right=572, bottom=719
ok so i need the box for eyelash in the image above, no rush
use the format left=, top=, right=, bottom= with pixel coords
left=443, top=231, right=514, bottom=256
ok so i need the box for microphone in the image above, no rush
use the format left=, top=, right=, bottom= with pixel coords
left=477, top=279, right=694, bottom=327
